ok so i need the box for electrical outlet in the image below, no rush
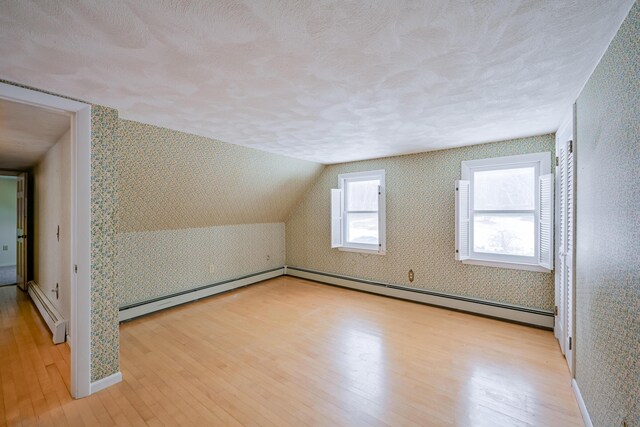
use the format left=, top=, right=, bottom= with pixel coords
left=266, top=254, right=270, bottom=262
left=209, top=264, right=215, bottom=274
left=408, top=269, right=414, bottom=282
left=2, top=245, right=7, bottom=251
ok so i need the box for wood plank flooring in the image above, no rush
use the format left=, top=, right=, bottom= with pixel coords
left=0, top=277, right=583, bottom=426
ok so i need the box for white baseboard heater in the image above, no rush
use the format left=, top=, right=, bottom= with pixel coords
left=27, top=281, right=67, bottom=344
left=119, top=266, right=553, bottom=329
left=286, top=266, right=554, bottom=328
left=119, top=267, right=286, bottom=322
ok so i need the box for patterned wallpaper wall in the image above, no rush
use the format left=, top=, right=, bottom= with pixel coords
left=117, top=120, right=324, bottom=233
left=575, top=2, right=639, bottom=426
left=115, top=119, right=323, bottom=307
left=286, top=135, right=555, bottom=311
left=90, top=105, right=120, bottom=382
left=117, top=223, right=284, bottom=307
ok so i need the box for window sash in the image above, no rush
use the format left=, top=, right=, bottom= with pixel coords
left=468, top=161, right=540, bottom=264
left=338, top=171, right=385, bottom=253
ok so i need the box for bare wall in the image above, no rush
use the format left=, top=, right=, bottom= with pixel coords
left=574, top=2, right=639, bottom=425
left=33, top=129, right=71, bottom=323
left=286, top=135, right=555, bottom=311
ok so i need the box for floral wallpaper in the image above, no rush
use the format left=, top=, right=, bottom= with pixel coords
left=89, top=105, right=120, bottom=382
left=286, top=134, right=556, bottom=311
left=574, top=2, right=639, bottom=426
left=116, top=120, right=323, bottom=233
left=117, top=223, right=285, bottom=307
left=114, top=120, right=322, bottom=307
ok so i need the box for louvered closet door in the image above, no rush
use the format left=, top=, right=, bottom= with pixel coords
left=564, top=141, right=575, bottom=374
left=557, top=144, right=567, bottom=354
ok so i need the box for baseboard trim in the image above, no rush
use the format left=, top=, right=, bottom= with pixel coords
left=90, top=372, right=122, bottom=395
left=572, top=379, right=593, bottom=427
left=286, top=266, right=554, bottom=328
left=27, top=281, right=67, bottom=344
left=119, top=267, right=285, bottom=322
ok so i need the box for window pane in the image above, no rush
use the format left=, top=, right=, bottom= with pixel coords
left=474, top=167, right=535, bottom=210
left=346, top=212, right=378, bottom=245
left=346, top=179, right=379, bottom=211
left=474, top=213, right=535, bottom=256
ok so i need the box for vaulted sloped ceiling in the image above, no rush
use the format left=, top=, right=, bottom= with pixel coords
left=0, top=1, right=634, bottom=163
left=117, top=120, right=324, bottom=233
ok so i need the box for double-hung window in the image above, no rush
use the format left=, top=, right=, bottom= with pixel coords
left=455, top=152, right=553, bottom=272
left=331, top=170, right=386, bottom=254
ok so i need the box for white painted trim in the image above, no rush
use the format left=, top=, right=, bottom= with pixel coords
left=90, top=372, right=122, bottom=395
left=119, top=268, right=285, bottom=322
left=0, top=82, right=92, bottom=399
left=71, top=105, right=92, bottom=398
left=337, top=169, right=386, bottom=254
left=0, top=82, right=87, bottom=113
left=287, top=267, right=554, bottom=328
left=338, top=246, right=385, bottom=255
left=27, top=282, right=67, bottom=344
left=461, top=151, right=551, bottom=175
left=462, top=259, right=551, bottom=272
left=572, top=379, right=593, bottom=427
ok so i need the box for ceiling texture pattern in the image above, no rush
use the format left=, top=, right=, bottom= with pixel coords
left=0, top=0, right=633, bottom=164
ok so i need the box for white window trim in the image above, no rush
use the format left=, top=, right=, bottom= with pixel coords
left=335, top=170, right=386, bottom=255
left=461, top=152, right=551, bottom=272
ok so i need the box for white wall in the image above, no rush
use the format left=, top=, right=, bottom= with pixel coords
left=0, top=177, right=17, bottom=267
left=33, top=129, right=71, bottom=321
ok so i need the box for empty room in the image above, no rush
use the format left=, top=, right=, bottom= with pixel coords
left=0, top=1, right=638, bottom=426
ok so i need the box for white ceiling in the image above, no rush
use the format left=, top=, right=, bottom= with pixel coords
left=0, top=1, right=633, bottom=164
left=0, top=99, right=70, bottom=170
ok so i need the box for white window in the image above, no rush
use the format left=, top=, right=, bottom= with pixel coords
left=331, top=170, right=386, bottom=254
left=455, top=152, right=553, bottom=272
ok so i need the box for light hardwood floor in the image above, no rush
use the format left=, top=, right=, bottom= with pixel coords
left=1, top=277, right=583, bottom=426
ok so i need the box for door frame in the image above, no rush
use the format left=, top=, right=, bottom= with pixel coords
left=0, top=82, right=92, bottom=398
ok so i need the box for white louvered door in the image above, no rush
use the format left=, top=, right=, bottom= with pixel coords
left=556, top=144, right=567, bottom=355
left=555, top=109, right=575, bottom=375
left=564, top=140, right=575, bottom=374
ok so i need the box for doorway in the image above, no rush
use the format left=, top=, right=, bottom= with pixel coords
left=0, top=176, right=17, bottom=286
left=0, top=83, right=92, bottom=398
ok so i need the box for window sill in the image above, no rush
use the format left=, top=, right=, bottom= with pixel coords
left=338, top=246, right=385, bottom=255
left=462, top=259, right=552, bottom=273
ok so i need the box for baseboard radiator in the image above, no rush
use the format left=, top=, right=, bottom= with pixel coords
left=118, top=265, right=553, bottom=329
left=119, top=267, right=286, bottom=322
left=286, top=266, right=554, bottom=328
left=27, top=281, right=67, bottom=344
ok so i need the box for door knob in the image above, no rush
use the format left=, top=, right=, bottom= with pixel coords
left=17, top=235, right=27, bottom=239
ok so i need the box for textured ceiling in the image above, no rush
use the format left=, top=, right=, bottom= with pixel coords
left=0, top=99, right=70, bottom=170
left=0, top=1, right=634, bottom=164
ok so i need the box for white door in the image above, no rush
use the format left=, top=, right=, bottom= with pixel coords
left=16, top=172, right=28, bottom=291
left=555, top=109, right=575, bottom=374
